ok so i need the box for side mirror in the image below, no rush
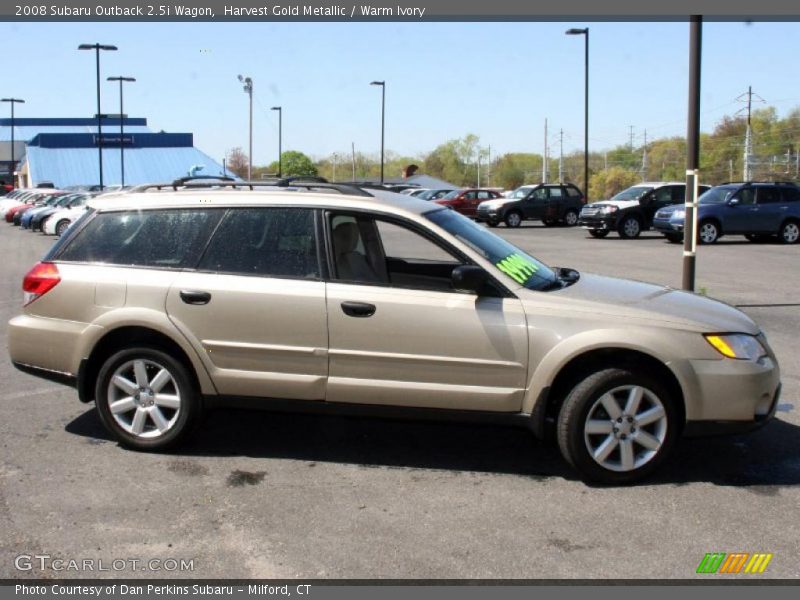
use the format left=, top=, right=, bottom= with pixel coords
left=451, top=265, right=489, bottom=294
left=728, top=198, right=740, bottom=206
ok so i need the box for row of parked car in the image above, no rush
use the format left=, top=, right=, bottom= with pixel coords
left=578, top=180, right=800, bottom=244
left=0, top=188, right=97, bottom=236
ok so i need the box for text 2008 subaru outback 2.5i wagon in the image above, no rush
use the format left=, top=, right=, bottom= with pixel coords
left=8, top=186, right=781, bottom=483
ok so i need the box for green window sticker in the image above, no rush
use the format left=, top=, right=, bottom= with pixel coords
left=496, top=253, right=539, bottom=284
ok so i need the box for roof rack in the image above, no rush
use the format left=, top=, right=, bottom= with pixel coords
left=719, top=180, right=799, bottom=186
left=126, top=179, right=374, bottom=197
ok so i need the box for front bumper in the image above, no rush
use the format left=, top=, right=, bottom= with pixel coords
left=652, top=217, right=684, bottom=233
left=680, top=352, right=781, bottom=435
left=475, top=210, right=499, bottom=223
left=578, top=214, right=616, bottom=230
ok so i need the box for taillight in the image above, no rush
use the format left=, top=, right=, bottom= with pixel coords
left=22, top=262, right=61, bottom=306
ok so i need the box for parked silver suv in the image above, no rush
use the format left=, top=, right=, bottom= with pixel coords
left=8, top=185, right=781, bottom=483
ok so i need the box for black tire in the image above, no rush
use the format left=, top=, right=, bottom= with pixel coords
left=55, top=219, right=71, bottom=237
left=542, top=218, right=558, bottom=227
left=95, top=346, right=201, bottom=451
left=665, top=233, right=683, bottom=244
left=778, top=220, right=800, bottom=244
left=487, top=221, right=498, bottom=228
left=698, top=220, right=720, bottom=244
left=563, top=209, right=579, bottom=227
left=588, top=229, right=609, bottom=239
left=557, top=367, right=678, bottom=485
left=617, top=215, right=642, bottom=239
left=504, top=210, right=523, bottom=228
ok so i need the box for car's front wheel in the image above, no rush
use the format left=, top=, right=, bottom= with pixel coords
left=563, top=209, right=579, bottom=227
left=698, top=221, right=720, bottom=244
left=588, top=229, right=609, bottom=238
left=55, top=219, right=71, bottom=237
left=557, top=368, right=678, bottom=484
left=95, top=346, right=201, bottom=450
left=664, top=233, right=683, bottom=244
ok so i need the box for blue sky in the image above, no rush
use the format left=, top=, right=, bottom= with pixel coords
left=3, top=20, right=799, bottom=164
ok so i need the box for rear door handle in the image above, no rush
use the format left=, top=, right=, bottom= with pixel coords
left=341, top=301, right=376, bottom=318
left=180, top=290, right=212, bottom=305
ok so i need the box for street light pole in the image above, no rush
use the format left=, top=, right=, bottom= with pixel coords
left=79, top=43, right=118, bottom=190
left=370, top=81, right=385, bottom=184
left=107, top=76, right=135, bottom=187
left=1, top=98, right=24, bottom=187
left=566, top=27, right=589, bottom=201
left=271, top=106, right=282, bottom=177
left=238, top=75, right=253, bottom=180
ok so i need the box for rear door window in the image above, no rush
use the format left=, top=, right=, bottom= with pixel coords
left=756, top=187, right=781, bottom=204
left=781, top=187, right=800, bottom=203
left=198, top=207, right=320, bottom=279
left=57, top=209, right=221, bottom=268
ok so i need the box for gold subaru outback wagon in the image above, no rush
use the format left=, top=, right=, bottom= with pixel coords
left=8, top=185, right=781, bottom=483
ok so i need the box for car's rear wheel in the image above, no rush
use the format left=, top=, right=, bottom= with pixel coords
left=557, top=368, right=678, bottom=484
left=55, top=219, right=71, bottom=237
left=504, top=211, right=523, bottom=228
left=563, top=209, right=579, bottom=227
left=664, top=233, right=683, bottom=244
left=542, top=218, right=558, bottom=227
left=95, top=346, right=201, bottom=450
left=618, top=216, right=642, bottom=239
left=588, top=229, right=609, bottom=238
left=698, top=221, right=720, bottom=244
left=779, top=220, right=799, bottom=244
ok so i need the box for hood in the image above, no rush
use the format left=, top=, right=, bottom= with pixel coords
left=479, top=198, right=513, bottom=210
left=531, top=272, right=758, bottom=334
left=586, top=199, right=640, bottom=211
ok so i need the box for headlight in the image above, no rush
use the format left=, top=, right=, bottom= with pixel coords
left=599, top=205, right=618, bottom=214
left=672, top=209, right=686, bottom=219
left=704, top=334, right=766, bottom=360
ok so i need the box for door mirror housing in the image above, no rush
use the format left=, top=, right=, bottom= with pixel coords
left=728, top=197, right=740, bottom=206
left=451, top=265, right=489, bottom=294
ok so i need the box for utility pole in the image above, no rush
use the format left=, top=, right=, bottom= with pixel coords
left=542, top=118, right=548, bottom=183
left=487, top=144, right=492, bottom=187
left=729, top=158, right=734, bottom=181
left=640, top=129, right=648, bottom=181
left=682, top=15, right=702, bottom=292
left=351, top=142, right=356, bottom=180
left=332, top=153, right=337, bottom=181
left=558, top=128, right=564, bottom=182
left=736, top=85, right=764, bottom=182
left=477, top=151, right=481, bottom=187
left=629, top=125, right=635, bottom=151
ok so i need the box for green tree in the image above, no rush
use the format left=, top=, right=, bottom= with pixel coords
left=268, top=151, right=318, bottom=178
left=589, top=166, right=639, bottom=200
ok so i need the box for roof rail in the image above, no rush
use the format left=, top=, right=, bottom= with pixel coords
left=719, top=180, right=799, bottom=186
left=124, top=179, right=374, bottom=197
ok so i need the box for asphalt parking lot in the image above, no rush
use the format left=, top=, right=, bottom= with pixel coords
left=0, top=222, right=798, bottom=579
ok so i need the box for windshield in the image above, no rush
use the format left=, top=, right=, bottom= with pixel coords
left=441, top=190, right=463, bottom=200
left=610, top=186, right=652, bottom=202
left=417, top=190, right=437, bottom=200
left=510, top=186, right=534, bottom=199
left=699, top=186, right=737, bottom=205
left=425, top=208, right=558, bottom=291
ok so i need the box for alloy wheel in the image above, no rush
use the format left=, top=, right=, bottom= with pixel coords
left=583, top=385, right=668, bottom=473
left=699, top=222, right=719, bottom=244
left=106, top=358, right=182, bottom=438
left=781, top=222, right=799, bottom=244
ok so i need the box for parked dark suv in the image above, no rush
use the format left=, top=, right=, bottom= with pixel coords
left=578, top=182, right=711, bottom=239
left=653, top=181, right=800, bottom=244
left=475, top=183, right=584, bottom=228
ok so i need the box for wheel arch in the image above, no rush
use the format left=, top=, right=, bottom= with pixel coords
left=528, top=345, right=686, bottom=440
left=77, top=323, right=215, bottom=403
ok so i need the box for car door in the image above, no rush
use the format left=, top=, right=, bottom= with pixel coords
left=471, top=190, right=493, bottom=217
left=459, top=190, right=478, bottom=216
left=324, top=211, right=529, bottom=412
left=754, top=186, right=784, bottom=232
left=523, top=187, right=548, bottom=219
left=723, top=187, right=757, bottom=233
left=165, top=207, right=329, bottom=400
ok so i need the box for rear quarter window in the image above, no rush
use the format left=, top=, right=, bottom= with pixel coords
left=56, top=208, right=221, bottom=269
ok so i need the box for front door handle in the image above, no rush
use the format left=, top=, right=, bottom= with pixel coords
left=180, top=290, right=212, bottom=305
left=341, top=301, right=376, bottom=318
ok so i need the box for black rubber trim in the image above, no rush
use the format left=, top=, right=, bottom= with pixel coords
left=204, top=395, right=533, bottom=429
left=13, top=361, right=77, bottom=389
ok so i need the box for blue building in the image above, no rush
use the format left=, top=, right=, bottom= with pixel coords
left=0, top=117, right=233, bottom=188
